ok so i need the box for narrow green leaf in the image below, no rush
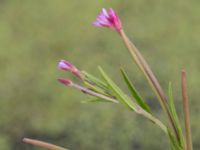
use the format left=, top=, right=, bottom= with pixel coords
left=81, top=98, right=111, bottom=103
left=83, top=81, right=111, bottom=97
left=168, top=82, right=178, bottom=120
left=82, top=71, right=108, bottom=90
left=167, top=128, right=183, bottom=150
left=98, top=67, right=168, bottom=134
left=98, top=66, right=136, bottom=111
left=168, top=82, right=185, bottom=147
left=120, top=68, right=151, bottom=113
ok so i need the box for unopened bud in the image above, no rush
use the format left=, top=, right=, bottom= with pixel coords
left=57, top=78, right=73, bottom=86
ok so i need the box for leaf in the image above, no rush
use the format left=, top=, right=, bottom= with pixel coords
left=168, top=82, right=185, bottom=147
left=83, top=81, right=111, bottom=97
left=98, top=66, right=136, bottom=111
left=81, top=98, right=111, bottom=103
left=167, top=128, right=183, bottom=150
left=97, top=67, right=168, bottom=134
left=82, top=71, right=108, bottom=90
left=168, top=82, right=178, bottom=120
left=120, top=68, right=151, bottom=113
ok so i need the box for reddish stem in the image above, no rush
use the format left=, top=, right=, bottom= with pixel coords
left=182, top=70, right=193, bottom=150
left=23, top=138, right=67, bottom=150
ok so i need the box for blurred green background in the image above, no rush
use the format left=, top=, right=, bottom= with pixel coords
left=0, top=0, right=200, bottom=149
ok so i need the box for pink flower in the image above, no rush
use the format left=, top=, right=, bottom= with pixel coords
left=57, top=78, right=73, bottom=86
left=58, top=60, right=81, bottom=78
left=58, top=60, right=75, bottom=71
left=93, top=8, right=122, bottom=32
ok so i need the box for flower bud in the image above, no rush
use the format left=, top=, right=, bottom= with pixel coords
left=57, top=78, right=73, bottom=86
left=58, top=60, right=82, bottom=78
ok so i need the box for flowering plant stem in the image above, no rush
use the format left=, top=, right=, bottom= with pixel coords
left=23, top=7, right=192, bottom=150
left=119, top=29, right=180, bottom=142
left=72, top=82, right=119, bottom=103
left=99, top=66, right=168, bottom=134
left=23, top=138, right=68, bottom=150
left=181, top=70, right=193, bottom=150
left=135, top=106, right=168, bottom=134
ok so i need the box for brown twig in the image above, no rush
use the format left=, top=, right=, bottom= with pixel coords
left=181, top=69, right=193, bottom=150
left=23, top=138, right=68, bottom=150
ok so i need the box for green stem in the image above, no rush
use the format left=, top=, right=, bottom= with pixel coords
left=135, top=105, right=168, bottom=134
left=119, top=29, right=180, bottom=142
left=119, top=30, right=167, bottom=109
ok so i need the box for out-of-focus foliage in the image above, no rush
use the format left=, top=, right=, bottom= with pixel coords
left=0, top=0, right=200, bottom=149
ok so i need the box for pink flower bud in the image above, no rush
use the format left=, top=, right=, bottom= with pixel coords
left=58, top=60, right=82, bottom=78
left=57, top=78, right=73, bottom=86
left=93, top=8, right=122, bottom=33
left=58, top=60, right=74, bottom=71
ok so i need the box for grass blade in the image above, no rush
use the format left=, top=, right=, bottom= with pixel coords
left=81, top=98, right=111, bottom=103
left=82, top=71, right=108, bottom=90
left=120, top=68, right=151, bottom=112
left=98, top=66, right=168, bottom=134
left=98, top=66, right=137, bottom=111
left=168, top=82, right=185, bottom=147
left=167, top=129, right=183, bottom=150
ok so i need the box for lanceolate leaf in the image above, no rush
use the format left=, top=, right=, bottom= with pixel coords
left=168, top=82, right=178, bottom=120
left=168, top=82, right=185, bottom=147
left=81, top=98, right=111, bottom=103
left=82, top=71, right=116, bottom=98
left=98, top=66, right=137, bottom=111
left=167, top=128, right=183, bottom=150
left=82, top=71, right=108, bottom=90
left=83, top=81, right=111, bottom=97
left=98, top=67, right=168, bottom=134
left=120, top=68, right=151, bottom=113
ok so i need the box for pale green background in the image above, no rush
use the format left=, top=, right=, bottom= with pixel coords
left=0, top=0, right=200, bottom=149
